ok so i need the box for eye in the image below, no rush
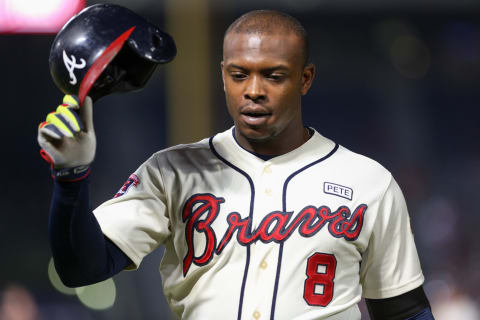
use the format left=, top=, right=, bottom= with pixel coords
left=230, top=72, right=247, bottom=81
left=267, top=73, right=285, bottom=82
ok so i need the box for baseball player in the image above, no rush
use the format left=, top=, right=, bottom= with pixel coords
left=38, top=10, right=434, bottom=320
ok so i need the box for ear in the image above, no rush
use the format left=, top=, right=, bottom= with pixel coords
left=221, top=61, right=226, bottom=92
left=300, top=63, right=315, bottom=95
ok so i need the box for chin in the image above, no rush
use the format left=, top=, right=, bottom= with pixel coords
left=237, top=125, right=274, bottom=142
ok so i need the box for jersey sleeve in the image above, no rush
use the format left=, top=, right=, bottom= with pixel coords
left=360, top=175, right=425, bottom=299
left=93, top=155, right=170, bottom=270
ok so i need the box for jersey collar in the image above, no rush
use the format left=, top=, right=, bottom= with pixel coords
left=211, top=126, right=337, bottom=176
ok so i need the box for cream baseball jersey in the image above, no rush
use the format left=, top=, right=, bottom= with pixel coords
left=93, top=127, right=424, bottom=320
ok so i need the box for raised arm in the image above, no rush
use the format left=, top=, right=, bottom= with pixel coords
left=38, top=95, right=131, bottom=287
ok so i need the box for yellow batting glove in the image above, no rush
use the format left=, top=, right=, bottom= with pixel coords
left=39, top=95, right=83, bottom=139
left=37, top=95, right=96, bottom=173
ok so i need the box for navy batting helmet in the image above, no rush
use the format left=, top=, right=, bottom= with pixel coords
left=49, top=3, right=176, bottom=104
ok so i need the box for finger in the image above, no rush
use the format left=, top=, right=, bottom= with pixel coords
left=56, top=104, right=84, bottom=132
left=45, top=111, right=75, bottom=138
left=39, top=123, right=64, bottom=140
left=79, top=96, right=94, bottom=133
left=62, top=95, right=80, bottom=109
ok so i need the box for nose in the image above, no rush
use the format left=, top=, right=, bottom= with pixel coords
left=244, top=75, right=265, bottom=102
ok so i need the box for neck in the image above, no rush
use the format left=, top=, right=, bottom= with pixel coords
left=235, top=125, right=310, bottom=156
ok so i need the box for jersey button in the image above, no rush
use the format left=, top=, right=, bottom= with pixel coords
left=265, top=188, right=272, bottom=196
left=264, top=166, right=272, bottom=174
left=260, top=260, right=268, bottom=269
left=253, top=311, right=261, bottom=319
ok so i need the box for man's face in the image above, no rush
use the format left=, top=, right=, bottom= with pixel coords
left=222, top=32, right=314, bottom=147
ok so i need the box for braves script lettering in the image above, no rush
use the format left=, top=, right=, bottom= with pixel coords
left=182, top=194, right=367, bottom=276
left=63, top=50, right=86, bottom=85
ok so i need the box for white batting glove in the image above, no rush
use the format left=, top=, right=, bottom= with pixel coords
left=38, top=95, right=96, bottom=180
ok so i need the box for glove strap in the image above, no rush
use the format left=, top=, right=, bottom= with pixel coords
left=51, top=165, right=91, bottom=182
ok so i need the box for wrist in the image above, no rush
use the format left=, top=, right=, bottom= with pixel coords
left=51, top=165, right=91, bottom=182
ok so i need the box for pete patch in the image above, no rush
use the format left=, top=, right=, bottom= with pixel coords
left=324, top=182, right=353, bottom=201
left=114, top=174, right=140, bottom=198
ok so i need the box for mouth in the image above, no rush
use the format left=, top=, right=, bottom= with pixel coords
left=240, top=110, right=272, bottom=126
left=242, top=111, right=271, bottom=117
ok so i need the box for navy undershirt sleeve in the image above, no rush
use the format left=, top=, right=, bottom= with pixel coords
left=406, top=308, right=435, bottom=320
left=366, top=286, right=433, bottom=320
left=49, top=176, right=132, bottom=287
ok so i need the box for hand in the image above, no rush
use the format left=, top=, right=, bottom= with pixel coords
left=38, top=95, right=96, bottom=169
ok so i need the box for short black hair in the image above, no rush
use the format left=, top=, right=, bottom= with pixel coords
left=224, top=10, right=309, bottom=66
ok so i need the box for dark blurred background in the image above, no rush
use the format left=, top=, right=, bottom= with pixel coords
left=1, top=0, right=479, bottom=319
